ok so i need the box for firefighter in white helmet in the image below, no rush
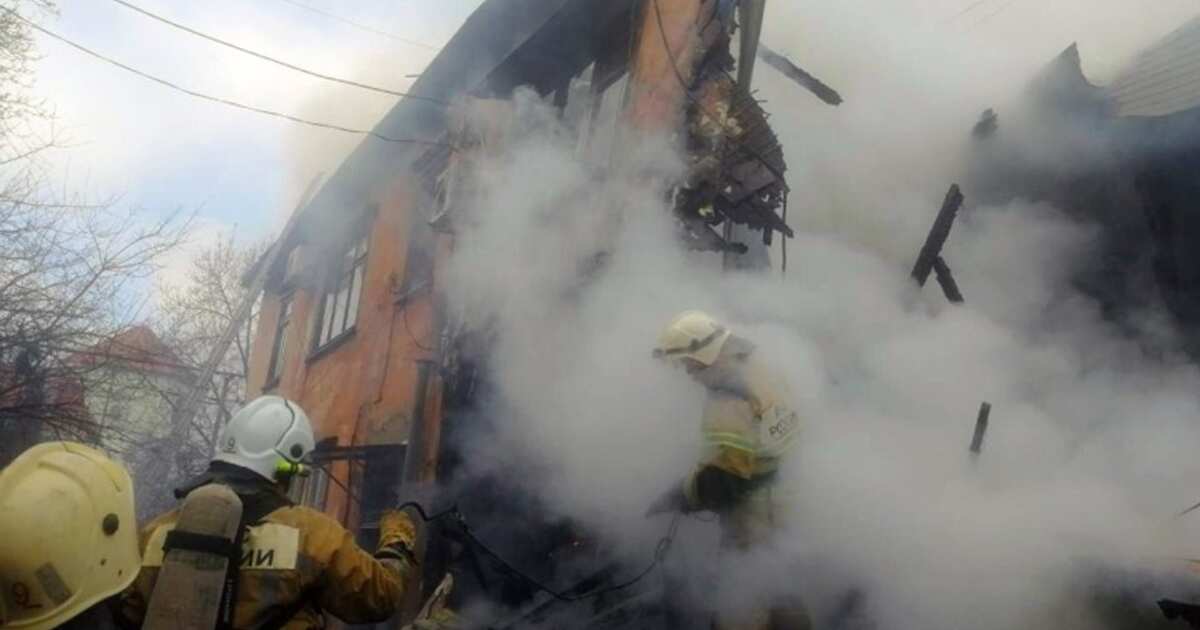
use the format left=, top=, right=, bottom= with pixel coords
left=650, top=310, right=810, bottom=630
left=118, top=395, right=420, bottom=629
left=0, top=442, right=140, bottom=630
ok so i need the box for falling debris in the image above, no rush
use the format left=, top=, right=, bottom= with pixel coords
left=757, top=43, right=844, bottom=106
left=912, top=184, right=966, bottom=304
left=969, top=402, right=992, bottom=455
left=973, top=108, right=999, bottom=138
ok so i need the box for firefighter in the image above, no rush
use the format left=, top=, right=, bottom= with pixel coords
left=0, top=442, right=140, bottom=630
left=649, top=310, right=810, bottom=630
left=118, top=395, right=420, bottom=629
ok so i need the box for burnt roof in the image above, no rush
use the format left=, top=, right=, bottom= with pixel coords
left=291, top=0, right=638, bottom=248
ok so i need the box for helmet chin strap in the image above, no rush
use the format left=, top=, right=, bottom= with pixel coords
left=273, top=458, right=310, bottom=481
left=272, top=399, right=308, bottom=482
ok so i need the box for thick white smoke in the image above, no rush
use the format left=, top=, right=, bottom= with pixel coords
left=443, top=3, right=1200, bottom=628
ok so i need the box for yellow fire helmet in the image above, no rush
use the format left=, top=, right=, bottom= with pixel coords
left=0, top=442, right=140, bottom=629
left=653, top=310, right=733, bottom=367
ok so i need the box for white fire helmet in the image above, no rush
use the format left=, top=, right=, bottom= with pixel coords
left=213, top=395, right=316, bottom=482
left=653, top=310, right=732, bottom=367
left=0, top=442, right=140, bottom=630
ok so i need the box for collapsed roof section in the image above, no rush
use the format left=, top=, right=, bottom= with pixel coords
left=272, top=0, right=641, bottom=263
left=673, top=1, right=792, bottom=256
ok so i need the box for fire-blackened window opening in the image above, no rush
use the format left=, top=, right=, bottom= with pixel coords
left=314, top=235, right=369, bottom=350
left=350, top=444, right=405, bottom=547
left=266, top=292, right=293, bottom=385
left=297, top=444, right=405, bottom=547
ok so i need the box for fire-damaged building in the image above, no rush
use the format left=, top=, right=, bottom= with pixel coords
left=969, top=16, right=1200, bottom=352
left=243, top=0, right=805, bottom=626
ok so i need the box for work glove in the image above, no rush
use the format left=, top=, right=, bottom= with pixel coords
left=376, top=509, right=418, bottom=564
left=403, top=574, right=461, bottom=630
left=645, top=483, right=690, bottom=517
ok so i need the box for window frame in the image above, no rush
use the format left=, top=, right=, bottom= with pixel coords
left=310, top=233, right=370, bottom=357
left=292, top=444, right=405, bottom=536
left=265, top=291, right=295, bottom=388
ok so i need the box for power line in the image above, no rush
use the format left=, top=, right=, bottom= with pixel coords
left=944, top=0, right=992, bottom=24
left=272, top=0, right=439, bottom=52
left=972, top=0, right=1021, bottom=28
left=108, top=0, right=447, bottom=106
left=6, top=8, right=450, bottom=148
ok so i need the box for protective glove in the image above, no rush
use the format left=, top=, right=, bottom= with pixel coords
left=645, top=483, right=689, bottom=517
left=376, top=509, right=418, bottom=564
left=404, top=574, right=461, bottom=630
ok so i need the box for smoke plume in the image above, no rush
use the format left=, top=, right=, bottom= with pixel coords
left=442, top=2, right=1200, bottom=628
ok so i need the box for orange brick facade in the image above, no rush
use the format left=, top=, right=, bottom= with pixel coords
left=245, top=0, right=718, bottom=531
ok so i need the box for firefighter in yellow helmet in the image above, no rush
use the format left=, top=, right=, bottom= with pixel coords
left=117, top=395, right=420, bottom=629
left=649, top=311, right=810, bottom=630
left=0, top=442, right=140, bottom=630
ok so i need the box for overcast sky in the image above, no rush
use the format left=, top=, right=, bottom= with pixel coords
left=25, top=0, right=1199, bottom=286
left=27, top=0, right=484, bottom=283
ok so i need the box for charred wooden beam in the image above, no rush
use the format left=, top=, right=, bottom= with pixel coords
left=737, top=0, right=767, bottom=88
left=1158, top=599, right=1200, bottom=627
left=757, top=43, right=843, bottom=106
left=970, top=402, right=992, bottom=455
left=912, top=185, right=966, bottom=301
left=932, top=256, right=964, bottom=303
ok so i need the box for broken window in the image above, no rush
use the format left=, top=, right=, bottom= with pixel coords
left=313, top=234, right=369, bottom=351
left=352, top=449, right=405, bottom=548
left=266, top=292, right=293, bottom=385
left=291, top=444, right=405, bottom=547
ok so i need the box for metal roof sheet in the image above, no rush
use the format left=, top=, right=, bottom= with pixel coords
left=1110, top=16, right=1200, bottom=118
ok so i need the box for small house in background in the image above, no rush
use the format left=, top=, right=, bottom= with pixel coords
left=0, top=349, right=91, bottom=466
left=75, top=325, right=222, bottom=517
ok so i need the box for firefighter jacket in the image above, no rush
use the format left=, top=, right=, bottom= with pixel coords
left=684, top=338, right=800, bottom=513
left=118, top=464, right=416, bottom=630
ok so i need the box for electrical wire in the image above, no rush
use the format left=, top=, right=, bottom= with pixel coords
left=4, top=8, right=451, bottom=148
left=312, top=461, right=682, bottom=604
left=971, top=0, right=1021, bottom=29
left=271, top=0, right=439, bottom=52
left=781, top=189, right=789, bottom=275
left=455, top=510, right=682, bottom=604
left=107, top=0, right=447, bottom=105
left=944, top=0, right=992, bottom=24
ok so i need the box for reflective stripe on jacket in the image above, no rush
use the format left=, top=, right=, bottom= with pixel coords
left=686, top=345, right=800, bottom=507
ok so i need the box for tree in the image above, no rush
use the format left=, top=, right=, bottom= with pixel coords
left=115, top=232, right=266, bottom=516
left=0, top=0, right=191, bottom=466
